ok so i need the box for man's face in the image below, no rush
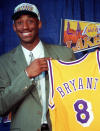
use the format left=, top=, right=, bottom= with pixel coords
left=13, top=14, right=41, bottom=44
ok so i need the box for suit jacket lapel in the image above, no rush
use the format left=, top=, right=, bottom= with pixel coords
left=11, top=45, right=28, bottom=72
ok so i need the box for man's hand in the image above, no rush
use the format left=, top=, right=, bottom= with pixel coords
left=25, top=57, right=51, bottom=78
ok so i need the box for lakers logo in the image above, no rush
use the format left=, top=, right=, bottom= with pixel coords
left=17, top=5, right=33, bottom=12
left=82, top=23, right=100, bottom=37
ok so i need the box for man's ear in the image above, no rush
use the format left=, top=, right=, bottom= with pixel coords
left=38, top=21, right=42, bottom=29
left=13, top=23, right=16, bottom=32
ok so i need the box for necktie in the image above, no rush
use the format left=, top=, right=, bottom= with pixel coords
left=29, top=52, right=34, bottom=64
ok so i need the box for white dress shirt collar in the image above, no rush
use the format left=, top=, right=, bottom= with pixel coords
left=21, top=41, right=44, bottom=65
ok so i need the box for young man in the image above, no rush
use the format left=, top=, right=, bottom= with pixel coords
left=0, top=3, right=75, bottom=131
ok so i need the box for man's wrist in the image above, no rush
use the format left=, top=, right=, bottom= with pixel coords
left=25, top=70, right=29, bottom=78
left=24, top=70, right=35, bottom=81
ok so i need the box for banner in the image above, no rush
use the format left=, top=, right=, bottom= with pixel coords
left=62, top=19, right=100, bottom=53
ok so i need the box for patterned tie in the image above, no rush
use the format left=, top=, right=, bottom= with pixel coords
left=29, top=52, right=43, bottom=104
left=29, top=52, right=34, bottom=64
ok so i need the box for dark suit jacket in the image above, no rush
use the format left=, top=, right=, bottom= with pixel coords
left=0, top=42, right=75, bottom=131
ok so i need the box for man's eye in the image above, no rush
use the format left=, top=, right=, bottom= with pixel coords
left=17, top=21, right=22, bottom=25
left=28, top=20, right=34, bottom=23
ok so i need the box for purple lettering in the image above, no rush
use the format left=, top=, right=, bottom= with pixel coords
left=78, top=78, right=84, bottom=89
left=63, top=83, right=72, bottom=94
left=56, top=87, right=65, bottom=98
left=86, top=77, right=93, bottom=89
left=94, top=78, right=99, bottom=90
left=69, top=79, right=77, bottom=91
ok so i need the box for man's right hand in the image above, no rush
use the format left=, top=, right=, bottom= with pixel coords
left=25, top=57, right=51, bottom=78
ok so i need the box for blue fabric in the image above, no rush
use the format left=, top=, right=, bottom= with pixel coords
left=0, top=0, right=100, bottom=56
left=0, top=0, right=98, bottom=53
left=0, top=0, right=100, bottom=130
left=0, top=123, right=10, bottom=131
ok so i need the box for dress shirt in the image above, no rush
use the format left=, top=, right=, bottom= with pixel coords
left=21, top=41, right=47, bottom=124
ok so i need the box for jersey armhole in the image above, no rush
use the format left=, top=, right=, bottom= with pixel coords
left=48, top=60, right=55, bottom=109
